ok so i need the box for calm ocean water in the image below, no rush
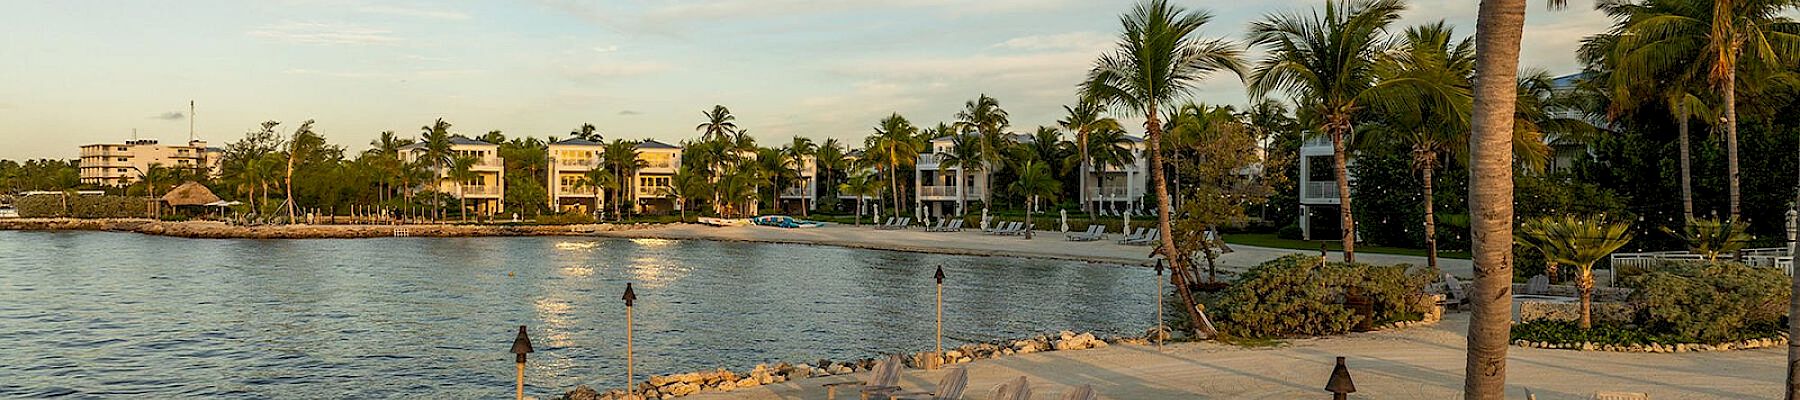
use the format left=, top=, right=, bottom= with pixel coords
left=0, top=230, right=1155, bottom=398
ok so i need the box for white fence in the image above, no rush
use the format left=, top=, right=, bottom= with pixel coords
left=1608, top=247, right=1795, bottom=281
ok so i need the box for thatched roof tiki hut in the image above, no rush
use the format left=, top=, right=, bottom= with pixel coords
left=161, top=182, right=221, bottom=217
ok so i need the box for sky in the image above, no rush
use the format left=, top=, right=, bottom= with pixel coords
left=0, top=0, right=1614, bottom=160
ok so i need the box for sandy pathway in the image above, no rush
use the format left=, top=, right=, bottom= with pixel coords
left=679, top=313, right=1779, bottom=399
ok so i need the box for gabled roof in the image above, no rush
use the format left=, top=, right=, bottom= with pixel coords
left=448, top=135, right=496, bottom=146
left=637, top=139, right=680, bottom=150
left=550, top=138, right=603, bottom=146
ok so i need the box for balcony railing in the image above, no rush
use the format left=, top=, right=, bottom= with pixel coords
left=637, top=186, right=671, bottom=198
left=558, top=159, right=597, bottom=168
left=1088, top=186, right=1134, bottom=199
left=918, top=186, right=982, bottom=198
left=643, top=160, right=675, bottom=169
left=916, top=154, right=941, bottom=169
left=459, top=185, right=501, bottom=196
left=1302, top=181, right=1339, bottom=201
left=780, top=186, right=809, bottom=198
left=559, top=185, right=596, bottom=195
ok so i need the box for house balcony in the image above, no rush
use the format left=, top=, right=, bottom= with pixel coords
left=637, top=186, right=671, bottom=198
left=779, top=186, right=812, bottom=199
left=454, top=185, right=502, bottom=197
left=558, top=185, right=597, bottom=196
left=918, top=186, right=982, bottom=200
left=916, top=154, right=942, bottom=170
left=556, top=159, right=598, bottom=170
left=1085, top=186, right=1137, bottom=201
left=1301, top=181, right=1340, bottom=204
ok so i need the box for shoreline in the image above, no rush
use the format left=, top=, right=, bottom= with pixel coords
left=0, top=218, right=654, bottom=239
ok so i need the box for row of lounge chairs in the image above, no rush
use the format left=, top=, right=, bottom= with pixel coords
left=822, top=356, right=1097, bottom=400
left=983, top=221, right=1033, bottom=236
left=1062, top=225, right=1160, bottom=245
left=874, top=217, right=913, bottom=230
left=925, top=219, right=964, bottom=232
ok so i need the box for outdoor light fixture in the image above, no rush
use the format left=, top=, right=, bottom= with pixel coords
left=1154, top=260, right=1166, bottom=352
left=1325, top=356, right=1355, bottom=400
left=934, top=265, right=946, bottom=368
left=622, top=282, right=638, bottom=398
left=510, top=325, right=535, bottom=400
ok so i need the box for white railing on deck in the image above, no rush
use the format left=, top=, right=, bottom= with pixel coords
left=1608, top=247, right=1795, bottom=281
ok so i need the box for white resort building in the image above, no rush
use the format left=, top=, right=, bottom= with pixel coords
left=1075, top=135, right=1150, bottom=214
left=914, top=135, right=991, bottom=217
left=778, top=155, right=820, bottom=213
left=77, top=139, right=221, bottom=186
left=400, top=135, right=505, bottom=215
left=546, top=138, right=604, bottom=213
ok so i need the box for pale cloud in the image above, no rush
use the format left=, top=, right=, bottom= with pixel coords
left=151, top=111, right=186, bottom=121
left=593, top=45, right=620, bottom=53
left=282, top=68, right=483, bottom=79
left=618, top=110, right=642, bottom=115
left=559, top=62, right=673, bottom=80
left=354, top=4, right=470, bottom=20
left=247, top=22, right=400, bottom=45
left=992, top=31, right=1114, bottom=52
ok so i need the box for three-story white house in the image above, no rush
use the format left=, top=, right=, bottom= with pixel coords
left=1076, top=135, right=1150, bottom=214
left=546, top=138, right=604, bottom=212
left=400, top=135, right=506, bottom=215
left=914, top=134, right=991, bottom=217
left=632, top=140, right=683, bottom=214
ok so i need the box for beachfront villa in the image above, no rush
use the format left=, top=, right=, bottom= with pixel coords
left=1076, top=135, right=1150, bottom=215
left=777, top=155, right=819, bottom=213
left=632, top=140, right=683, bottom=214
left=914, top=135, right=992, bottom=217
left=400, top=135, right=505, bottom=215
left=546, top=138, right=605, bottom=213
left=77, top=138, right=222, bottom=186
left=1296, top=135, right=1345, bottom=241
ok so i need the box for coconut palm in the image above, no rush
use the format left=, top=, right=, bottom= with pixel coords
left=661, top=167, right=708, bottom=220
left=1082, top=126, right=1138, bottom=212
left=1082, top=0, right=1242, bottom=337
left=954, top=95, right=1010, bottom=204
left=695, top=105, right=738, bottom=142
left=447, top=155, right=480, bottom=222
left=839, top=171, right=883, bottom=225
left=935, top=131, right=983, bottom=216
left=1581, top=26, right=1711, bottom=219
left=1246, top=0, right=1413, bottom=264
left=570, top=123, right=602, bottom=142
left=603, top=140, right=647, bottom=220
left=1010, top=160, right=1060, bottom=240
left=367, top=131, right=413, bottom=204
left=815, top=138, right=848, bottom=201
left=1600, top=0, right=1800, bottom=220
left=1363, top=22, right=1476, bottom=271
left=1060, top=100, right=1124, bottom=213
left=419, top=118, right=454, bottom=222
left=284, top=120, right=323, bottom=224
left=783, top=137, right=818, bottom=215
left=1519, top=215, right=1635, bottom=330
left=576, top=165, right=615, bottom=219
left=867, top=113, right=922, bottom=217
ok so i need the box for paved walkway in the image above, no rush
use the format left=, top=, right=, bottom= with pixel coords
left=598, top=224, right=1475, bottom=277
left=682, top=313, right=1781, bottom=399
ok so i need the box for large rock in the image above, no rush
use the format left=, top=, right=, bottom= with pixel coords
left=565, top=385, right=600, bottom=400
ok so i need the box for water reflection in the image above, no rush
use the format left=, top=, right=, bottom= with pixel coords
left=0, top=231, right=1154, bottom=398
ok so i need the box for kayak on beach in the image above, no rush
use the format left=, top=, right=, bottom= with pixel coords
left=750, top=215, right=826, bottom=229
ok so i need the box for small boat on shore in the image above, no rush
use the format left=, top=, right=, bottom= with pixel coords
left=751, top=215, right=826, bottom=229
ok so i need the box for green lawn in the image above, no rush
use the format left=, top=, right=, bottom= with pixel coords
left=1221, top=233, right=1471, bottom=260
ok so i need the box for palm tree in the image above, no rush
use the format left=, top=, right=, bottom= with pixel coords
left=419, top=118, right=454, bottom=222
left=576, top=165, right=615, bottom=219
left=1081, top=0, right=1242, bottom=337
left=1082, top=127, right=1138, bottom=213
left=867, top=113, right=922, bottom=218
left=1464, top=0, right=1537, bottom=395
left=284, top=120, right=322, bottom=224
left=368, top=131, right=412, bottom=205
left=603, top=140, right=647, bottom=220
left=447, top=155, right=480, bottom=222
left=1010, top=160, right=1060, bottom=240
left=1519, top=215, right=1634, bottom=330
left=783, top=137, right=817, bottom=215
left=839, top=171, right=883, bottom=225
left=1365, top=22, right=1476, bottom=271
left=815, top=138, right=848, bottom=202
left=1603, top=0, right=1800, bottom=220
left=695, top=105, right=738, bottom=142
left=954, top=94, right=1010, bottom=204
left=1060, top=100, right=1123, bottom=213
left=662, top=167, right=708, bottom=220
left=571, top=123, right=602, bottom=142
left=935, top=131, right=983, bottom=216
left=1661, top=217, right=1752, bottom=260
left=1246, top=0, right=1410, bottom=264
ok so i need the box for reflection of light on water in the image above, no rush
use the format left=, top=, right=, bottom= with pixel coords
left=629, top=238, right=675, bottom=247
left=554, top=241, right=597, bottom=251
left=561, top=266, right=594, bottom=277
left=630, top=257, right=686, bottom=288
left=534, top=298, right=576, bottom=347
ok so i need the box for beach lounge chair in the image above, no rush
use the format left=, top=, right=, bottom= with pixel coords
left=1116, top=228, right=1147, bottom=244
left=929, top=219, right=963, bottom=232
left=1124, top=229, right=1159, bottom=245
left=877, top=217, right=897, bottom=228
left=986, top=222, right=1019, bottom=235
left=1058, top=385, right=1097, bottom=400
left=877, top=217, right=912, bottom=231
left=946, top=219, right=964, bottom=232
left=1592, top=392, right=1649, bottom=400
left=890, top=367, right=969, bottom=400
left=987, top=376, right=1032, bottom=400
left=1066, top=225, right=1105, bottom=241
left=1525, top=274, right=1551, bottom=295
left=822, top=354, right=905, bottom=400
left=925, top=219, right=948, bottom=232
left=1441, top=273, right=1469, bottom=311
left=1002, top=223, right=1033, bottom=236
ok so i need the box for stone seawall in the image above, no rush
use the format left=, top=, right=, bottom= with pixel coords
left=0, top=218, right=658, bottom=239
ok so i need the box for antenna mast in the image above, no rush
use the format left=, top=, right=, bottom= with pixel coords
left=189, top=100, right=196, bottom=142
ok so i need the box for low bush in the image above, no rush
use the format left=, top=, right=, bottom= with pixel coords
left=1276, top=223, right=1303, bottom=240
left=1512, top=319, right=1784, bottom=347
left=534, top=212, right=597, bottom=225
left=16, top=194, right=150, bottom=218
left=1624, top=261, right=1788, bottom=343
left=1207, top=254, right=1437, bottom=339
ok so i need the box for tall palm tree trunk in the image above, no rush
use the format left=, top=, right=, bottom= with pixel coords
left=1330, top=125, right=1357, bottom=263
left=1578, top=269, right=1594, bottom=329
left=1145, top=105, right=1210, bottom=338
left=1464, top=0, right=1526, bottom=398
left=1678, top=104, right=1694, bottom=221
left=1724, top=67, right=1740, bottom=220
left=1079, top=131, right=1091, bottom=214
left=890, top=159, right=902, bottom=219
left=1421, top=159, right=1439, bottom=271
left=1786, top=134, right=1800, bottom=400
left=286, top=158, right=297, bottom=224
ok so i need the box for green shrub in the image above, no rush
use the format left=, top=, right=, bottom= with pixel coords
left=1512, top=319, right=1783, bottom=347
left=1276, top=223, right=1303, bottom=240
left=15, top=194, right=150, bottom=218
left=1208, top=254, right=1437, bottom=338
left=1624, top=261, right=1789, bottom=343
left=534, top=212, right=597, bottom=225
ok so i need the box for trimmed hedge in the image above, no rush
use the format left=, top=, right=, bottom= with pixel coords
left=1625, top=261, right=1789, bottom=343
left=15, top=194, right=149, bottom=218
left=1208, top=254, right=1437, bottom=338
